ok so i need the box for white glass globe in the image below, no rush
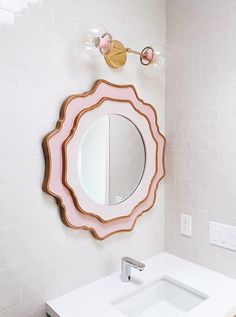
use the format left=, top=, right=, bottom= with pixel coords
left=152, top=51, right=166, bottom=68
left=81, top=23, right=107, bottom=57
left=151, top=44, right=166, bottom=70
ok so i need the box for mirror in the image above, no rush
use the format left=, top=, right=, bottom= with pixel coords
left=79, top=114, right=146, bottom=206
left=43, top=80, right=165, bottom=239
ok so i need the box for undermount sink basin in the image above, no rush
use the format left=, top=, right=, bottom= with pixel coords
left=111, top=276, right=208, bottom=317
left=46, top=253, right=236, bottom=317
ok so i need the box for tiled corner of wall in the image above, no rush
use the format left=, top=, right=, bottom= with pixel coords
left=166, top=0, right=236, bottom=278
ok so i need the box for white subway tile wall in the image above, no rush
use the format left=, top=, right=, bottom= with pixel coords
left=0, top=0, right=165, bottom=316
left=166, top=0, right=236, bottom=277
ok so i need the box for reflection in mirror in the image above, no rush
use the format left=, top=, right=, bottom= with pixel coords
left=79, top=115, right=146, bottom=206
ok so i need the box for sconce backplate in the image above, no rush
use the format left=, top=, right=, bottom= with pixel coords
left=104, top=40, right=127, bottom=68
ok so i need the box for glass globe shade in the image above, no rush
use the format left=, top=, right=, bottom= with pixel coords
left=81, top=23, right=107, bottom=57
left=151, top=51, right=166, bottom=68
left=147, top=44, right=166, bottom=70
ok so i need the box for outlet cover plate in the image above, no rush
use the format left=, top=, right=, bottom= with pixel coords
left=180, top=214, right=192, bottom=237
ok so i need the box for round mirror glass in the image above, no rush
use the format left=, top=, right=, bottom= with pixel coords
left=78, top=114, right=146, bottom=205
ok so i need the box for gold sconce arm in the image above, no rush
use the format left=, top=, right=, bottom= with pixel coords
left=104, top=40, right=155, bottom=69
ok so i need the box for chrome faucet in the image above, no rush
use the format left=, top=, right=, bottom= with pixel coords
left=121, top=257, right=145, bottom=282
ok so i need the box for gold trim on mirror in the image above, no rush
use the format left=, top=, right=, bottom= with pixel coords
left=62, top=98, right=159, bottom=223
left=42, top=80, right=166, bottom=240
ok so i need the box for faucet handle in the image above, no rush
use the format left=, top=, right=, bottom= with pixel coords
left=122, top=257, right=145, bottom=269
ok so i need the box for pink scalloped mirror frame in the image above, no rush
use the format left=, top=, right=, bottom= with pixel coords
left=42, top=80, right=166, bottom=240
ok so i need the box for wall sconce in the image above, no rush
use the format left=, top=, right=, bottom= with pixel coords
left=81, top=24, right=165, bottom=69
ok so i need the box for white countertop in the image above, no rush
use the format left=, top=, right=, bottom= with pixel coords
left=46, top=252, right=236, bottom=317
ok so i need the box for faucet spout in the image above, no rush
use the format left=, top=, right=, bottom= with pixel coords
left=121, top=257, right=145, bottom=282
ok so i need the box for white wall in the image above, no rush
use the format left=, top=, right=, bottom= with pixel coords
left=0, top=0, right=165, bottom=316
left=166, top=0, right=236, bottom=278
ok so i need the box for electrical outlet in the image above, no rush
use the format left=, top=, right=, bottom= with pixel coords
left=180, top=214, right=192, bottom=237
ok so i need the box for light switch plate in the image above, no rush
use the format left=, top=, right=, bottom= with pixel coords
left=180, top=214, right=192, bottom=237
left=209, top=222, right=236, bottom=251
